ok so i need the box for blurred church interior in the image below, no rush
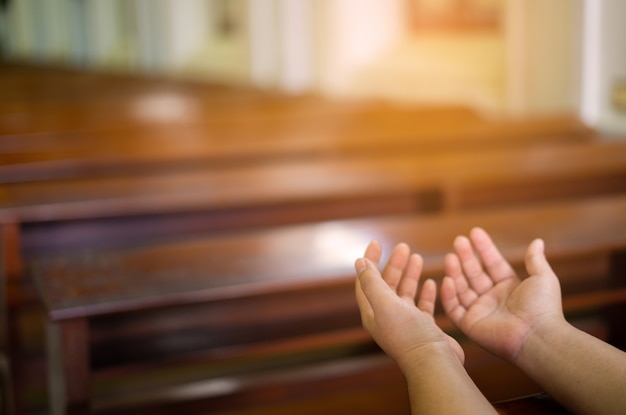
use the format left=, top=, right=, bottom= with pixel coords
left=2, top=0, right=625, bottom=131
left=1, top=1, right=626, bottom=414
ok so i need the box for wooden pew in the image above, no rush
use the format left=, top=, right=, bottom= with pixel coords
left=0, top=112, right=591, bottom=184
left=2, top=135, right=625, bottom=414
left=26, top=195, right=626, bottom=414
left=3, top=139, right=626, bottom=313
left=0, top=64, right=618, bottom=414
left=0, top=63, right=478, bottom=140
left=3, top=139, right=626, bottom=229
left=0, top=64, right=592, bottom=183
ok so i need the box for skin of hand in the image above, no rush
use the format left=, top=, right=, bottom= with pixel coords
left=440, top=227, right=564, bottom=364
left=440, top=227, right=626, bottom=415
left=355, top=240, right=498, bottom=415
left=355, top=240, right=465, bottom=371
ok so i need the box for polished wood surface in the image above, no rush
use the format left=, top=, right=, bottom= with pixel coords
left=3, top=140, right=626, bottom=226
left=0, top=63, right=592, bottom=183
left=31, top=195, right=626, bottom=321
left=28, top=195, right=626, bottom=414
left=494, top=394, right=572, bottom=415
left=0, top=111, right=587, bottom=176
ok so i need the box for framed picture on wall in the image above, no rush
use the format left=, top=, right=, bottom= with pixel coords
left=406, top=0, right=502, bottom=31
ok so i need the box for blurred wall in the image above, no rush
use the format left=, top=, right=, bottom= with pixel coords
left=1, top=0, right=623, bottom=131
left=522, top=0, right=582, bottom=116
left=314, top=0, right=407, bottom=96
left=577, top=0, right=626, bottom=135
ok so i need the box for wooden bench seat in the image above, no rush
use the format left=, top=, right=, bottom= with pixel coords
left=1, top=119, right=623, bottom=414
left=1, top=110, right=590, bottom=183
left=28, top=195, right=626, bottom=414
left=3, top=139, right=625, bottom=235
left=0, top=64, right=478, bottom=143
left=0, top=65, right=593, bottom=183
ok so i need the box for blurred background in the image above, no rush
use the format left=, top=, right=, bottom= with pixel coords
left=1, top=0, right=624, bottom=133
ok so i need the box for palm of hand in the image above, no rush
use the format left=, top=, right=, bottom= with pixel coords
left=373, top=293, right=459, bottom=364
left=442, top=228, right=563, bottom=363
left=357, top=241, right=465, bottom=365
left=459, top=275, right=547, bottom=361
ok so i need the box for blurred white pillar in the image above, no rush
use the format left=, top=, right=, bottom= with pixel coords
left=503, top=0, right=527, bottom=116
left=248, top=0, right=315, bottom=93
left=580, top=0, right=602, bottom=127
left=581, top=0, right=626, bottom=135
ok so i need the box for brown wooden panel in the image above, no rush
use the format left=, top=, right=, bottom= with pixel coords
left=30, top=195, right=626, bottom=321
left=0, top=64, right=593, bottom=184
left=3, top=140, right=626, bottom=227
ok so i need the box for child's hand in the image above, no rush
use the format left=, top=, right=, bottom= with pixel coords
left=441, top=228, right=564, bottom=363
left=355, top=241, right=465, bottom=370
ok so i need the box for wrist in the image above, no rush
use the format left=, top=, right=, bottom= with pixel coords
left=397, top=340, right=461, bottom=378
left=399, top=340, right=498, bottom=414
left=514, top=314, right=569, bottom=368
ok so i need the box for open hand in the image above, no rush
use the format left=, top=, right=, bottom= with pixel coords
left=355, top=240, right=465, bottom=369
left=440, top=228, right=564, bottom=363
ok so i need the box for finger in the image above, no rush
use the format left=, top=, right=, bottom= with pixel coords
left=454, top=235, right=493, bottom=294
left=445, top=253, right=478, bottom=309
left=441, top=276, right=467, bottom=326
left=470, top=227, right=517, bottom=283
left=355, top=258, right=374, bottom=322
left=417, top=278, right=437, bottom=316
left=397, top=253, right=423, bottom=301
left=364, top=240, right=382, bottom=267
left=382, top=243, right=411, bottom=290
left=524, top=238, right=556, bottom=279
left=356, top=258, right=395, bottom=312
left=444, top=252, right=466, bottom=288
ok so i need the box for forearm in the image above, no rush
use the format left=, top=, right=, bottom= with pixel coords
left=516, top=317, right=626, bottom=415
left=400, top=343, right=497, bottom=415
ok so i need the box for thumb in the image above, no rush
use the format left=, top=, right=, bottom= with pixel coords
left=356, top=258, right=393, bottom=311
left=524, top=238, right=555, bottom=278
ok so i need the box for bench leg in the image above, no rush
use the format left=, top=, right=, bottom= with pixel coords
left=609, top=249, right=626, bottom=350
left=0, top=352, right=14, bottom=415
left=47, top=318, right=91, bottom=415
left=1, top=222, right=24, bottom=415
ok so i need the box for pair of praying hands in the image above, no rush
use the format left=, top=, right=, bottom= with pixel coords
left=354, top=227, right=563, bottom=370
left=356, top=227, right=626, bottom=415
